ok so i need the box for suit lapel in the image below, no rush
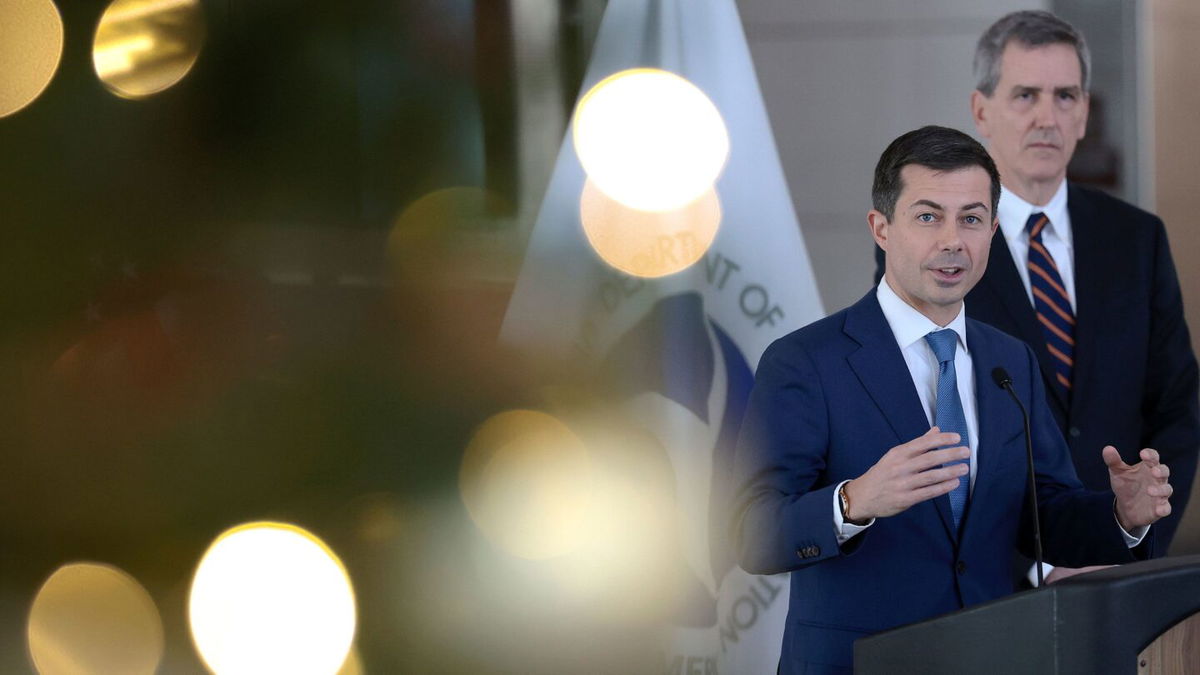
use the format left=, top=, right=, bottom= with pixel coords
left=843, top=291, right=957, bottom=540
left=1067, top=184, right=1106, bottom=416
left=976, top=226, right=1068, bottom=416
left=964, top=321, right=1007, bottom=523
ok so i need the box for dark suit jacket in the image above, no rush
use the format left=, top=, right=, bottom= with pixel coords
left=731, top=290, right=1145, bottom=674
left=873, top=183, right=1200, bottom=555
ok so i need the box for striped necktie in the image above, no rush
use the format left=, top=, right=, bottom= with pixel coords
left=1026, top=212, right=1075, bottom=395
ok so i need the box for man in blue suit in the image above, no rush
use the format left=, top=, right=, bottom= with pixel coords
left=733, top=125, right=1174, bottom=674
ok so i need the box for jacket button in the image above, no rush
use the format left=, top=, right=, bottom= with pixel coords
left=796, top=548, right=806, bottom=559
left=956, top=561, right=967, bottom=575
left=1069, top=427, right=1081, bottom=438
left=811, top=545, right=820, bottom=557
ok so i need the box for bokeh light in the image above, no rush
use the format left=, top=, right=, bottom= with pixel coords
left=189, top=522, right=357, bottom=675
left=573, top=68, right=729, bottom=212
left=387, top=186, right=510, bottom=283
left=336, top=647, right=363, bottom=675
left=27, top=562, right=164, bottom=675
left=459, top=410, right=681, bottom=618
left=93, top=0, right=206, bottom=99
left=0, top=0, right=64, bottom=118
left=542, top=419, right=682, bottom=616
left=459, top=410, right=594, bottom=560
left=580, top=179, right=720, bottom=277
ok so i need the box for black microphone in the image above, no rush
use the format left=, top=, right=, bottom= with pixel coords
left=992, top=367, right=1045, bottom=588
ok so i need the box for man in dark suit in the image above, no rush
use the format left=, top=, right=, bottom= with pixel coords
left=735, top=125, right=1174, bottom=674
left=876, top=11, right=1199, bottom=569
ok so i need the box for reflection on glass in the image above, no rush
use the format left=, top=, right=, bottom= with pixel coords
left=0, top=0, right=64, bottom=118
left=27, top=562, right=164, bottom=675
left=189, top=522, right=357, bottom=675
left=93, top=0, right=205, bottom=99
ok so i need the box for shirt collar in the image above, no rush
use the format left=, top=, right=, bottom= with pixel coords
left=997, top=179, right=1070, bottom=245
left=876, top=277, right=969, bottom=354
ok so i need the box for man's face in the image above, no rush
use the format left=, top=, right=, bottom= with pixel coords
left=971, top=41, right=1089, bottom=195
left=869, top=165, right=998, bottom=325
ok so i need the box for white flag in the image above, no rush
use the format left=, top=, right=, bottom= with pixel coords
left=501, top=1, right=824, bottom=673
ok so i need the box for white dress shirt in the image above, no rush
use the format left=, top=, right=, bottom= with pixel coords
left=997, top=180, right=1076, bottom=310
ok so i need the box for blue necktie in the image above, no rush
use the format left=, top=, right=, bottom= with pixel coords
left=924, top=329, right=970, bottom=528
left=1026, top=212, right=1075, bottom=397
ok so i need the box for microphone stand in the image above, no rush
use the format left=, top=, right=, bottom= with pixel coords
left=994, top=368, right=1044, bottom=587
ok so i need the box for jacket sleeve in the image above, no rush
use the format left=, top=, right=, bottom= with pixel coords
left=1140, top=218, right=1200, bottom=553
left=731, top=339, right=853, bottom=575
left=1020, top=344, right=1149, bottom=566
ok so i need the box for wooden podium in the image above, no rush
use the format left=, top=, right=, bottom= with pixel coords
left=854, top=555, right=1200, bottom=674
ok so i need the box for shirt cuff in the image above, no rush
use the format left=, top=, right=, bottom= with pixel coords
left=1114, top=500, right=1150, bottom=547
left=833, top=480, right=874, bottom=544
left=1028, top=562, right=1054, bottom=588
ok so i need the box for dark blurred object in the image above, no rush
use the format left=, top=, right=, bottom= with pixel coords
left=1067, top=93, right=1120, bottom=191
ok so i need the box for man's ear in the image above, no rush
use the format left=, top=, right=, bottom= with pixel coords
left=868, top=209, right=890, bottom=249
left=970, top=90, right=991, bottom=138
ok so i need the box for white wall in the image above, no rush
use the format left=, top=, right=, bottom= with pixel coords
left=737, top=0, right=1045, bottom=313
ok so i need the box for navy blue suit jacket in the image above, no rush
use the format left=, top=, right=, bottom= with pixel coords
left=731, top=290, right=1144, bottom=674
left=875, top=184, right=1200, bottom=555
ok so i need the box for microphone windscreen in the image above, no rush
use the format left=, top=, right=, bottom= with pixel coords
left=991, top=367, right=1012, bottom=389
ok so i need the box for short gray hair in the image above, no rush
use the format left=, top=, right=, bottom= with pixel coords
left=974, top=10, right=1091, bottom=97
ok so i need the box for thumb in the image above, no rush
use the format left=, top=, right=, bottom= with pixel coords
left=1102, top=445, right=1125, bottom=470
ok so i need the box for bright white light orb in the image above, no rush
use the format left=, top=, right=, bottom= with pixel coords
left=189, top=522, right=357, bottom=675
left=573, top=68, right=729, bottom=212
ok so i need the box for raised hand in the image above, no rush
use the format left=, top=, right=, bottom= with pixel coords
left=1105, top=446, right=1172, bottom=532
left=843, top=427, right=969, bottom=523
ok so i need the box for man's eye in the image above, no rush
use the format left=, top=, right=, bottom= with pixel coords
left=1058, top=91, right=1077, bottom=101
left=918, top=213, right=936, bottom=222
left=963, top=215, right=981, bottom=225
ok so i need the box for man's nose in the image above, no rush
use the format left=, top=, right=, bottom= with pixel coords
left=939, top=224, right=965, bottom=251
left=1033, top=95, right=1056, bottom=128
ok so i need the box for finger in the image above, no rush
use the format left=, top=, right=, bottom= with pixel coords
left=908, top=463, right=969, bottom=489
left=1152, top=464, right=1171, bottom=481
left=911, top=477, right=962, bottom=503
left=900, top=431, right=962, bottom=456
left=911, top=446, right=971, bottom=472
left=1140, top=448, right=1161, bottom=465
left=1101, top=445, right=1126, bottom=469
left=1156, top=502, right=1172, bottom=518
left=1149, top=483, right=1173, bottom=499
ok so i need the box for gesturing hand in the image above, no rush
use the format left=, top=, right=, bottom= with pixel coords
left=843, top=427, right=969, bottom=523
left=1105, top=446, right=1172, bottom=532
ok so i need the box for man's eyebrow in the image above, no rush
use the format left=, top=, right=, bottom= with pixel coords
left=1010, top=84, right=1083, bottom=96
left=961, top=202, right=990, bottom=213
left=910, top=199, right=943, bottom=211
